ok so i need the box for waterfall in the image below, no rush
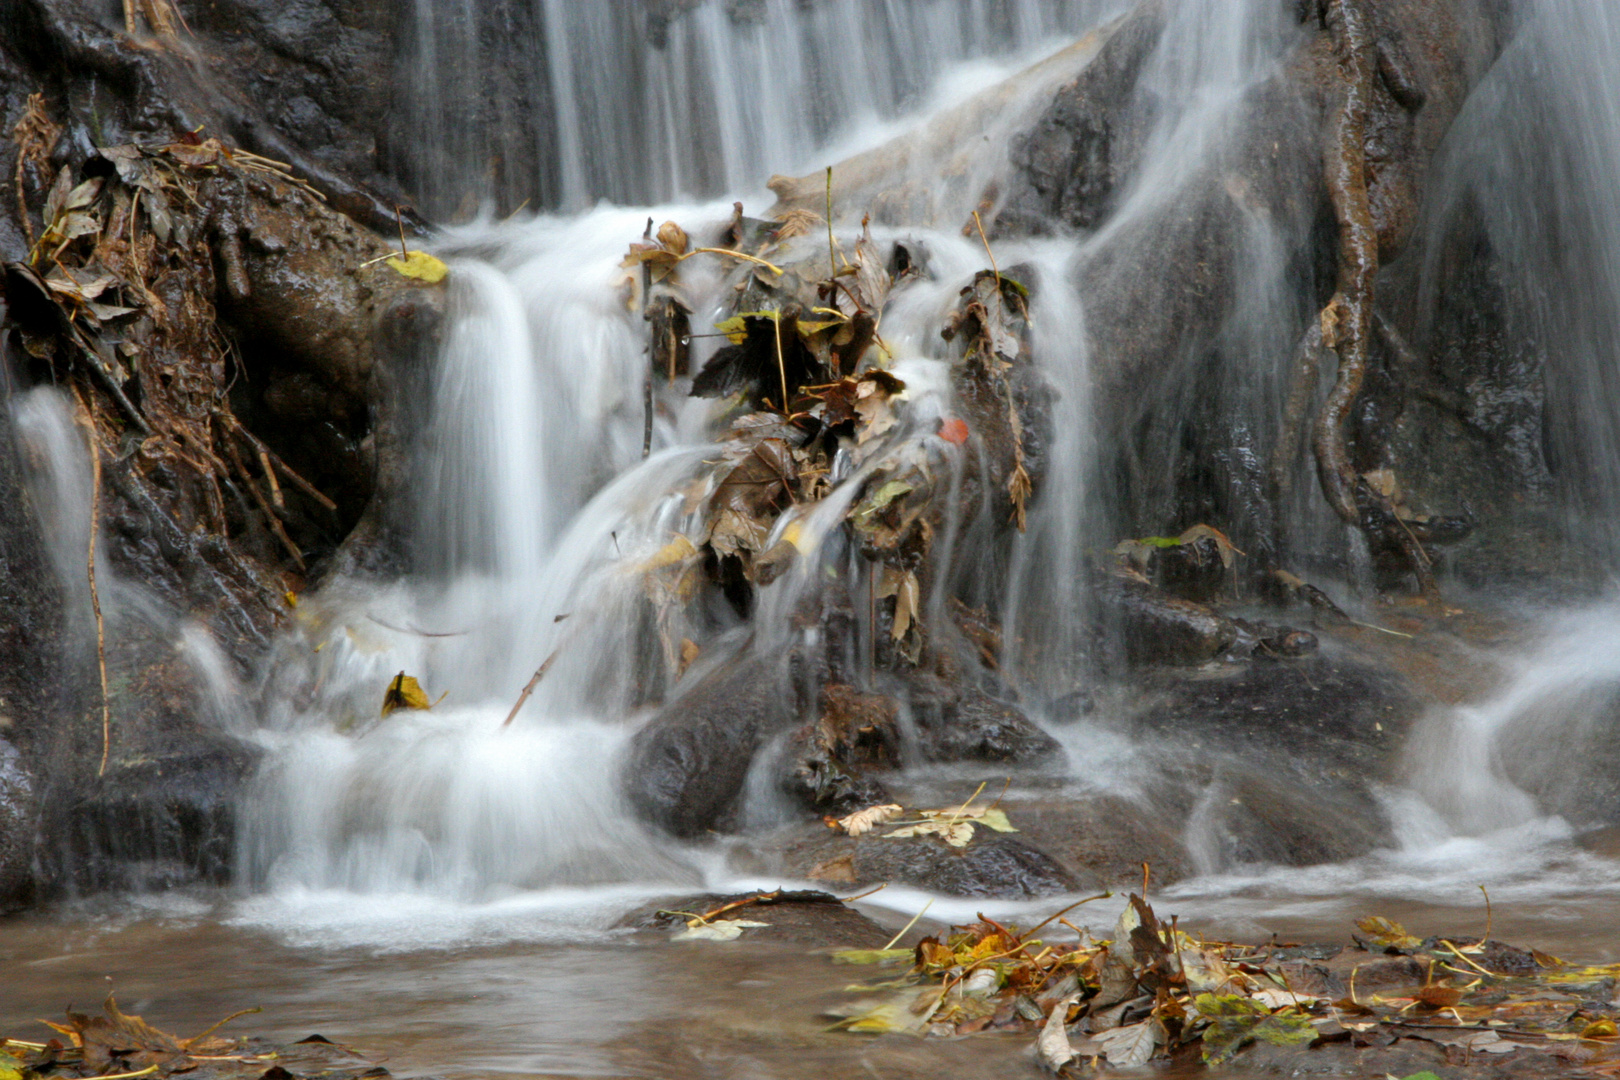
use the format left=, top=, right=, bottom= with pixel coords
left=394, top=0, right=1123, bottom=215
left=236, top=0, right=1620, bottom=913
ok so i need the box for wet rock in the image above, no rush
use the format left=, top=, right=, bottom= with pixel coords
left=1097, top=575, right=1239, bottom=666
left=52, top=729, right=261, bottom=892
left=619, top=889, right=892, bottom=949
left=1002, top=792, right=1192, bottom=889
left=776, top=684, right=899, bottom=816
left=625, top=655, right=796, bottom=838
left=1148, top=532, right=1230, bottom=603
left=843, top=834, right=1079, bottom=899
left=0, top=734, right=36, bottom=910
left=994, top=0, right=1167, bottom=234
left=906, top=662, right=1061, bottom=765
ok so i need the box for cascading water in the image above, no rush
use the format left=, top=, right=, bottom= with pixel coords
left=396, top=0, right=1125, bottom=215
left=224, top=0, right=1620, bottom=942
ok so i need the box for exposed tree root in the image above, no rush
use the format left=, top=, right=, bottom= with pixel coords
left=1310, top=0, right=1438, bottom=598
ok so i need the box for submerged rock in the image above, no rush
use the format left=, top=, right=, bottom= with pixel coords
left=619, top=888, right=892, bottom=949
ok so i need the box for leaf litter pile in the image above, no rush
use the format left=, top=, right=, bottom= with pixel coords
left=0, top=997, right=391, bottom=1080
left=822, top=893, right=1620, bottom=1076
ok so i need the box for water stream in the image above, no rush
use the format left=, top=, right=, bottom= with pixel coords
left=7, top=0, right=1620, bottom=1074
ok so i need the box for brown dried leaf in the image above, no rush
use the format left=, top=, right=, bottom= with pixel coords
left=830, top=803, right=903, bottom=837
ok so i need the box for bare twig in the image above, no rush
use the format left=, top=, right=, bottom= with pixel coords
left=972, top=210, right=1001, bottom=295
left=503, top=647, right=560, bottom=727
left=882, top=900, right=935, bottom=950
left=71, top=386, right=111, bottom=777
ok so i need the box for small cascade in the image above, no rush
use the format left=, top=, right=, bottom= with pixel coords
left=233, top=0, right=1620, bottom=921
left=396, top=0, right=1119, bottom=215
left=1416, top=1, right=1620, bottom=557
left=242, top=0, right=1351, bottom=906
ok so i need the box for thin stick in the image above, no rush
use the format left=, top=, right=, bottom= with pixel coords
left=696, top=890, right=782, bottom=923
left=642, top=374, right=654, bottom=459
left=838, top=883, right=888, bottom=904
left=223, top=433, right=304, bottom=569
left=1016, top=892, right=1113, bottom=945
left=1141, top=861, right=1151, bottom=898
left=503, top=647, right=560, bottom=727
left=826, top=166, right=838, bottom=277
left=258, top=449, right=283, bottom=510
left=1479, top=884, right=1493, bottom=943
left=183, top=1006, right=262, bottom=1050
left=675, top=247, right=783, bottom=275
left=393, top=205, right=408, bottom=260
left=942, top=781, right=989, bottom=833
left=72, top=387, right=111, bottom=777
left=772, top=307, right=788, bottom=415
left=230, top=420, right=337, bottom=510
left=882, top=899, right=934, bottom=950
left=972, top=210, right=1001, bottom=295
left=92, top=1067, right=157, bottom=1080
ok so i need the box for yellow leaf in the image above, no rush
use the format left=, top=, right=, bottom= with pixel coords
left=380, top=671, right=433, bottom=717
left=385, top=250, right=449, bottom=283
left=1354, top=915, right=1421, bottom=951
left=641, top=534, right=698, bottom=572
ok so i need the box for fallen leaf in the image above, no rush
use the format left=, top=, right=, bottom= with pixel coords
left=1415, top=985, right=1464, bottom=1009
left=672, top=918, right=770, bottom=942
left=831, top=948, right=913, bottom=965
left=641, top=534, right=698, bottom=572
left=1250, top=987, right=1319, bottom=1010
left=831, top=803, right=903, bottom=837
left=974, top=808, right=1017, bottom=833
left=1196, top=993, right=1318, bottom=1063
left=938, top=417, right=970, bottom=444
left=385, top=250, right=449, bottom=283
left=885, top=820, right=975, bottom=847
left=1355, top=916, right=1422, bottom=952
left=1036, top=994, right=1078, bottom=1071
left=380, top=671, right=433, bottom=717
left=1419, top=1030, right=1523, bottom=1054
left=1093, top=1019, right=1162, bottom=1067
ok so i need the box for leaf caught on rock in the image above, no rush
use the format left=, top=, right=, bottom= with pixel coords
left=385, top=250, right=448, bottom=283
left=884, top=819, right=975, bottom=847
left=1355, top=915, right=1422, bottom=952
left=380, top=671, right=434, bottom=717
left=671, top=918, right=770, bottom=942
left=829, top=803, right=903, bottom=837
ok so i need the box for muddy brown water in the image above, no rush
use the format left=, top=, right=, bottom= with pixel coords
left=5, top=873, right=1618, bottom=1080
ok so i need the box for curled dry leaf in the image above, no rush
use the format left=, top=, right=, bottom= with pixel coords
left=884, top=819, right=975, bottom=847
left=671, top=918, right=770, bottom=942
left=829, top=803, right=903, bottom=837
left=1036, top=994, right=1078, bottom=1072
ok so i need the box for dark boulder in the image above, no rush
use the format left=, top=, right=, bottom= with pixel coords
left=1096, top=575, right=1239, bottom=666
left=624, top=654, right=796, bottom=838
